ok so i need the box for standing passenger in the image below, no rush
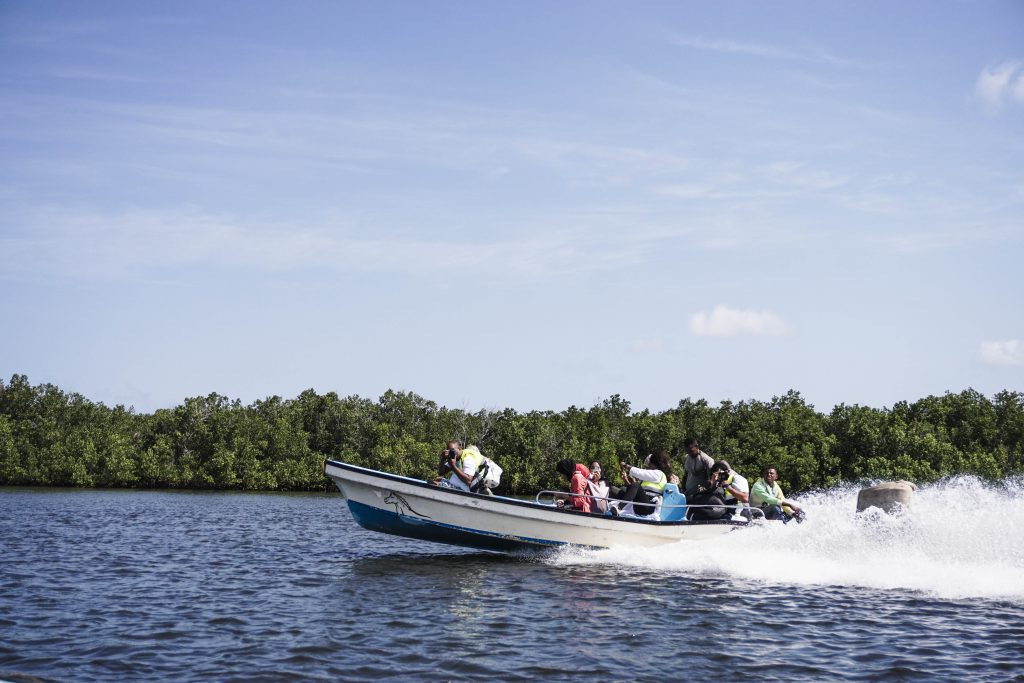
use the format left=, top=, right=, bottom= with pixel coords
left=683, top=438, right=715, bottom=497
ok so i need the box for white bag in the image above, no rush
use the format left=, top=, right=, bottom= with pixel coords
left=480, top=458, right=502, bottom=489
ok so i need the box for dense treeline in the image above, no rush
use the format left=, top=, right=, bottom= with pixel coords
left=1, top=374, right=1022, bottom=495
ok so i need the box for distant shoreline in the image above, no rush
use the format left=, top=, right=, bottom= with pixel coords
left=2, top=374, right=1021, bottom=495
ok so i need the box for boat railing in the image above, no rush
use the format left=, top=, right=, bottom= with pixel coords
left=534, top=490, right=758, bottom=520
left=535, top=490, right=661, bottom=508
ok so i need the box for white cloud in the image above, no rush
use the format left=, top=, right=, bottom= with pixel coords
left=0, top=205, right=670, bottom=284
left=1014, top=73, right=1024, bottom=104
left=689, top=305, right=791, bottom=337
left=979, top=340, right=1024, bottom=366
left=763, top=161, right=850, bottom=193
left=672, top=36, right=799, bottom=60
left=670, top=35, right=858, bottom=67
left=655, top=183, right=733, bottom=200
left=975, top=61, right=1023, bottom=107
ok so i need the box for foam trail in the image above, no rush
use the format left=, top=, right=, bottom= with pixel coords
left=551, top=476, right=1024, bottom=603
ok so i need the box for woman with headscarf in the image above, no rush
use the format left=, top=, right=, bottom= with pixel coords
left=555, top=459, right=592, bottom=513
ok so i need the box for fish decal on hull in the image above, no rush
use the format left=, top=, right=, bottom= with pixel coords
left=383, top=491, right=432, bottom=520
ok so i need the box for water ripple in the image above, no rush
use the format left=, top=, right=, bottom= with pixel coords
left=2, top=488, right=1023, bottom=682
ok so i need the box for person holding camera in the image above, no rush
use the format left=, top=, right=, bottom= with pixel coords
left=686, top=463, right=731, bottom=521
left=609, top=450, right=673, bottom=518
left=750, top=465, right=805, bottom=523
left=713, top=460, right=750, bottom=520
left=433, top=441, right=486, bottom=492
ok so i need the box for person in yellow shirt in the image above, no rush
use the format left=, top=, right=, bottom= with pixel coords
left=432, top=441, right=485, bottom=492
left=749, top=465, right=806, bottom=523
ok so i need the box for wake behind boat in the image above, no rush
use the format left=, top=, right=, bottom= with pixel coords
left=323, top=459, right=748, bottom=552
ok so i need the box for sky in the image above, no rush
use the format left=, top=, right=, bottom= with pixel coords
left=1, top=1, right=1022, bottom=415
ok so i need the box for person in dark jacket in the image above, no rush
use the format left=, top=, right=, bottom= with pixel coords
left=683, top=437, right=715, bottom=497
left=686, top=461, right=731, bottom=521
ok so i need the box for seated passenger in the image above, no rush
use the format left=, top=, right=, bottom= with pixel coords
left=610, top=450, right=672, bottom=519
left=714, top=460, right=751, bottom=520
left=432, top=441, right=486, bottom=492
left=687, top=465, right=730, bottom=521
left=555, top=459, right=592, bottom=513
left=587, top=461, right=610, bottom=514
left=750, top=465, right=806, bottom=523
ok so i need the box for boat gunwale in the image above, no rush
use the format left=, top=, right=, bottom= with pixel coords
left=324, top=458, right=739, bottom=529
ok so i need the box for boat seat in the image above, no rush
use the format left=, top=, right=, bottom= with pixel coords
left=660, top=483, right=687, bottom=521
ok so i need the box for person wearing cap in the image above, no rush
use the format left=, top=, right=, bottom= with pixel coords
left=586, top=461, right=610, bottom=514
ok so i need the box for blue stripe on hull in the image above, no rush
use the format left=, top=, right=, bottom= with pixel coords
left=346, top=500, right=573, bottom=553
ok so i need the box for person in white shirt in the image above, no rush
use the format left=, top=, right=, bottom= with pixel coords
left=587, top=461, right=610, bottom=514
left=714, top=460, right=750, bottom=520
left=610, top=451, right=673, bottom=519
left=432, top=441, right=485, bottom=492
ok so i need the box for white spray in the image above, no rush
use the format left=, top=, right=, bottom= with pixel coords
left=551, top=476, right=1024, bottom=603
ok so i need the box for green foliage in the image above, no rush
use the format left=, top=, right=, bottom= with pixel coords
left=1, top=374, right=1022, bottom=494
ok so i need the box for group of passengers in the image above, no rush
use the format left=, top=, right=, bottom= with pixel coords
left=432, top=438, right=805, bottom=523
left=554, top=437, right=806, bottom=523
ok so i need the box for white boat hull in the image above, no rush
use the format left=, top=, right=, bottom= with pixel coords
left=324, top=460, right=743, bottom=552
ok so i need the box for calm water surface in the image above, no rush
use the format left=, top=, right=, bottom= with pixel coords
left=1, top=482, right=1023, bottom=682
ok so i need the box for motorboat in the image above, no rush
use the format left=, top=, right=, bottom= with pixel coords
left=323, top=459, right=748, bottom=552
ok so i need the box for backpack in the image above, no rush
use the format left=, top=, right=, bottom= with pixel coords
left=471, top=458, right=502, bottom=492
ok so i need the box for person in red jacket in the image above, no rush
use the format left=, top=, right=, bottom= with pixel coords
left=555, top=459, right=592, bottom=513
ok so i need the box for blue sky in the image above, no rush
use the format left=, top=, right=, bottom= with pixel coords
left=1, top=1, right=1022, bottom=414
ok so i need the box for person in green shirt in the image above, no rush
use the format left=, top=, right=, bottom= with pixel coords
left=749, top=465, right=806, bottom=523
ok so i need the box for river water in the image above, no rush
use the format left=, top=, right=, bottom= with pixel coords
left=1, top=477, right=1023, bottom=682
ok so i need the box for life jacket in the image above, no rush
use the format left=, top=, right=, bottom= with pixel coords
left=721, top=471, right=736, bottom=502
left=459, top=445, right=485, bottom=473
left=719, top=471, right=750, bottom=511
left=640, top=470, right=667, bottom=496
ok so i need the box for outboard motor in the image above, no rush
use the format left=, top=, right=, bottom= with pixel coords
left=856, top=480, right=916, bottom=514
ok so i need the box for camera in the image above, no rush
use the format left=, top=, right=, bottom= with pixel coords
left=437, top=450, right=454, bottom=475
